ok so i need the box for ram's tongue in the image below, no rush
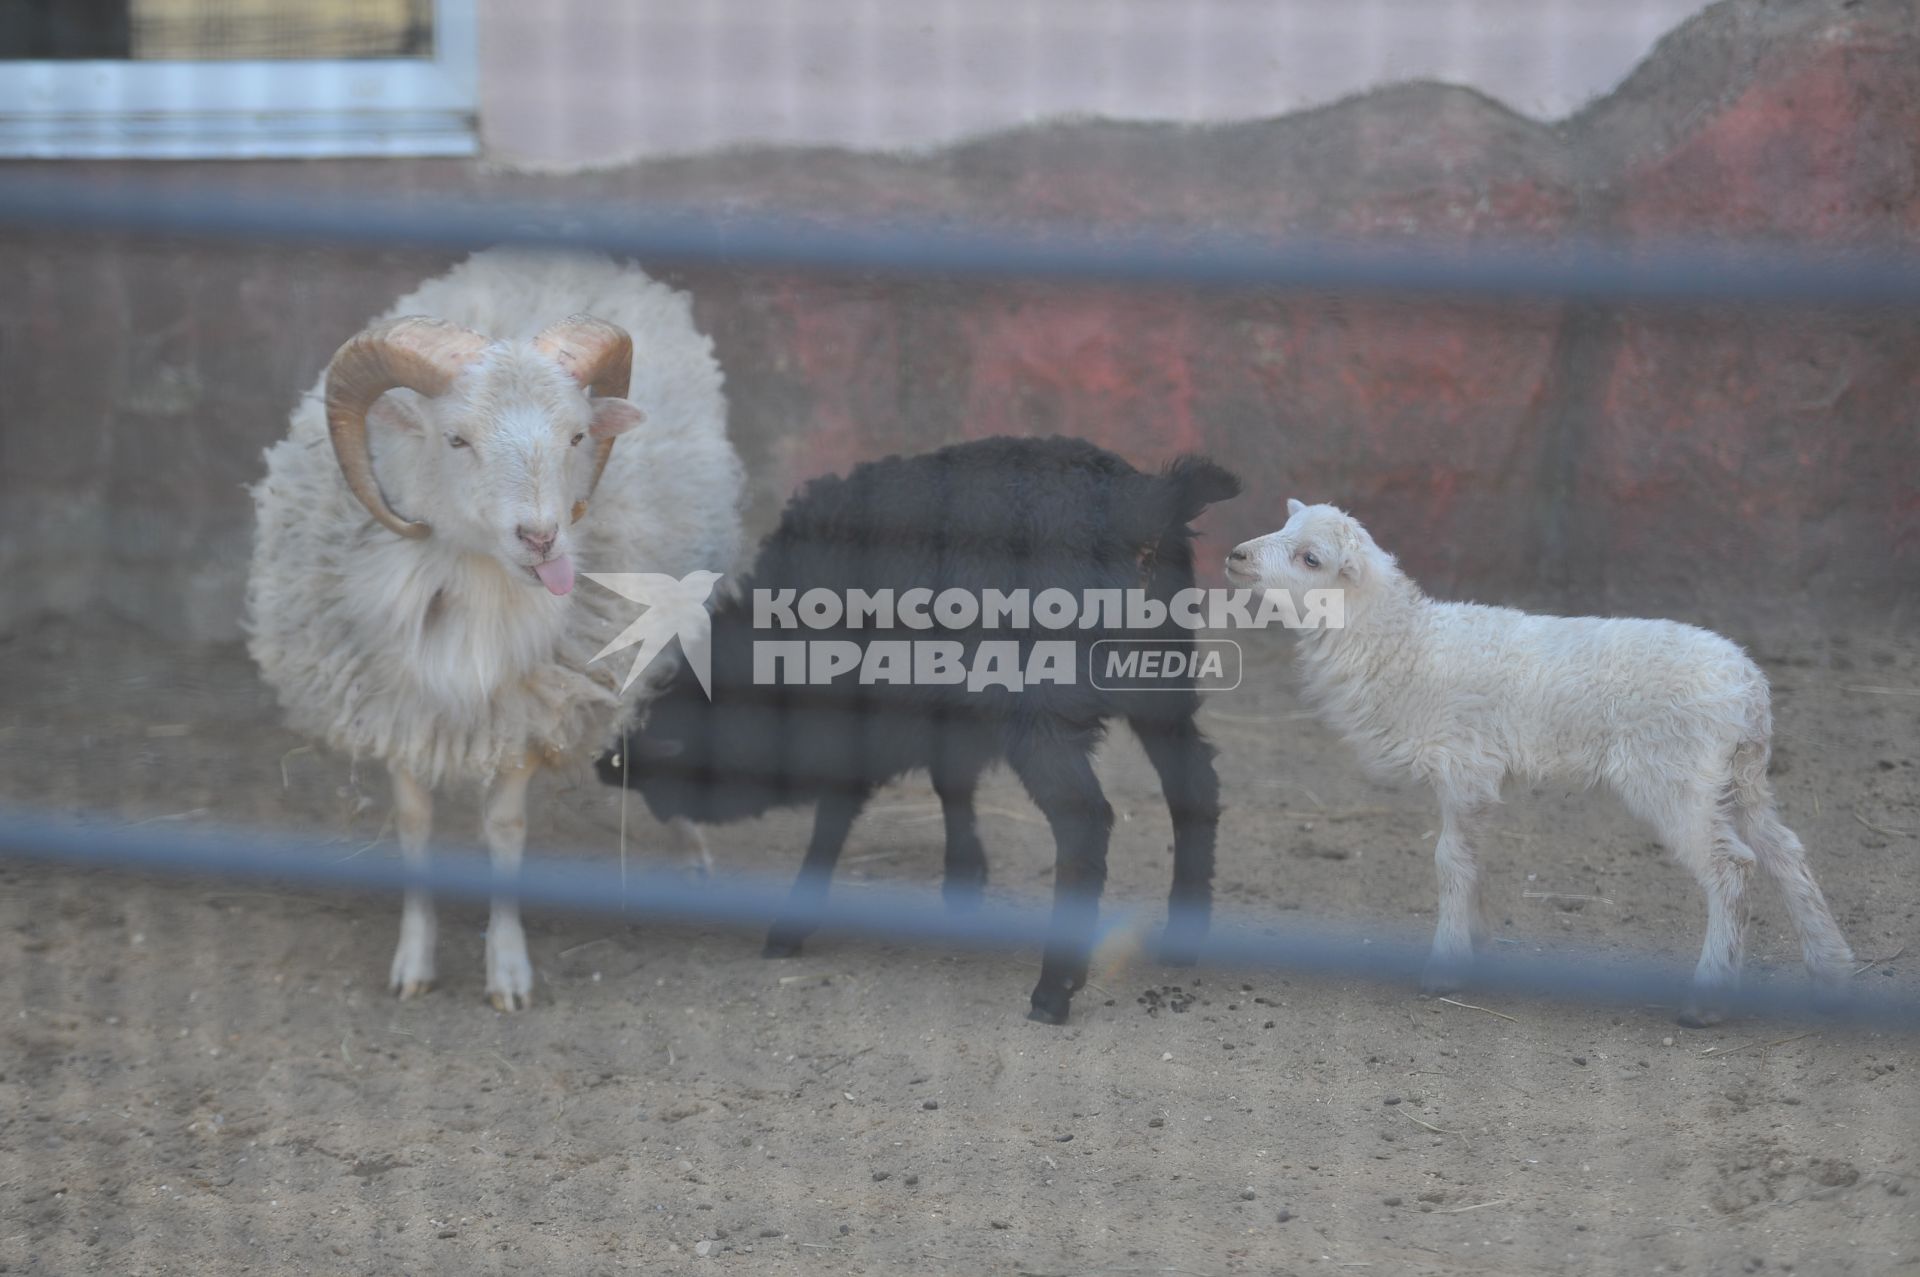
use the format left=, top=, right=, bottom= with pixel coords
left=533, top=554, right=575, bottom=597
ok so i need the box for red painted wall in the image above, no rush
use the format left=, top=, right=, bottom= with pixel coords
left=0, top=0, right=1914, bottom=640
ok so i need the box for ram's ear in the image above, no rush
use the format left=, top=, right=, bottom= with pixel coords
left=589, top=398, right=646, bottom=440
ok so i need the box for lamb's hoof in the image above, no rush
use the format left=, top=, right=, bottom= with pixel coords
left=392, top=979, right=433, bottom=1000
left=762, top=933, right=805, bottom=959
left=1676, top=985, right=1729, bottom=1027
left=488, top=989, right=531, bottom=1012
left=1419, top=959, right=1470, bottom=997
left=1675, top=1005, right=1724, bottom=1029
left=1025, top=1001, right=1070, bottom=1026
left=1811, top=977, right=1854, bottom=1017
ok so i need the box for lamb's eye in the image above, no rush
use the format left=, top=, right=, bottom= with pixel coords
left=570, top=432, right=586, bottom=447
left=1302, top=550, right=1321, bottom=569
left=447, top=434, right=470, bottom=449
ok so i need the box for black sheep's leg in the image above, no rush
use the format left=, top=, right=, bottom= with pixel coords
left=763, top=788, right=870, bottom=958
left=1130, top=712, right=1221, bottom=965
left=1006, top=727, right=1113, bottom=1025
left=930, top=749, right=990, bottom=911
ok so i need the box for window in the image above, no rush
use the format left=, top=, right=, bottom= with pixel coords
left=0, top=0, right=476, bottom=158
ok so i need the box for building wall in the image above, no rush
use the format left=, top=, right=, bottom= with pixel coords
left=0, top=0, right=1915, bottom=644
left=479, top=0, right=1713, bottom=170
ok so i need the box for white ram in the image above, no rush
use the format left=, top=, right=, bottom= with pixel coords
left=247, top=248, right=742, bottom=1008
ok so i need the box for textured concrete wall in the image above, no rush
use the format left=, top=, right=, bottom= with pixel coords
left=1, top=0, right=1916, bottom=642
left=479, top=0, right=1714, bottom=168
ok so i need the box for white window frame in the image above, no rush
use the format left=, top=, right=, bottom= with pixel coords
left=0, top=0, right=476, bottom=159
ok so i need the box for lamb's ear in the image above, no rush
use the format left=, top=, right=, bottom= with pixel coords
left=1287, top=498, right=1306, bottom=518
left=589, top=398, right=647, bottom=440
left=1335, top=523, right=1370, bottom=582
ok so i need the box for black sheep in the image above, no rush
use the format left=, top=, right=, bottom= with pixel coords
left=597, top=435, right=1241, bottom=1023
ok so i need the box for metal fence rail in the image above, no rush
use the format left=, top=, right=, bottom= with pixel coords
left=6, top=172, right=1920, bottom=305
left=3, top=805, right=1913, bottom=1031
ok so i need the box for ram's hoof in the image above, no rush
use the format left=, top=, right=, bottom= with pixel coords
left=390, top=939, right=435, bottom=999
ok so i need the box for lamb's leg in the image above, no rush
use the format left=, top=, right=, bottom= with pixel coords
left=1008, top=727, right=1113, bottom=1026
left=1737, top=802, right=1855, bottom=1009
left=388, top=767, right=436, bottom=999
left=1421, top=798, right=1490, bottom=995
left=1129, top=712, right=1220, bottom=965
left=481, top=754, right=538, bottom=1011
left=930, top=751, right=989, bottom=911
left=763, top=789, right=869, bottom=959
left=1665, top=805, right=1754, bottom=1028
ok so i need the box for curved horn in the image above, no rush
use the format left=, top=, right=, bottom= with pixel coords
left=325, top=316, right=489, bottom=539
left=534, top=315, right=634, bottom=524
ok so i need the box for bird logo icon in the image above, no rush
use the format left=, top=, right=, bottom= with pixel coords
left=581, top=570, right=723, bottom=698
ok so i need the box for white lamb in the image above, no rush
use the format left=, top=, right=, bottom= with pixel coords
left=247, top=248, right=743, bottom=1009
left=1227, top=500, right=1854, bottom=1024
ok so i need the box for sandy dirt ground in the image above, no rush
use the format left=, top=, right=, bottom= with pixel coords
left=0, top=615, right=1915, bottom=1276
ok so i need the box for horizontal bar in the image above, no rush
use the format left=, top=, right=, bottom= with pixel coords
left=2, top=173, right=1919, bottom=305
left=1, top=805, right=1912, bottom=1030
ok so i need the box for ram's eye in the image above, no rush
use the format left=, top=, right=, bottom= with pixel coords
left=570, top=432, right=586, bottom=447
left=1302, top=550, right=1321, bottom=570
left=447, top=434, right=470, bottom=449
